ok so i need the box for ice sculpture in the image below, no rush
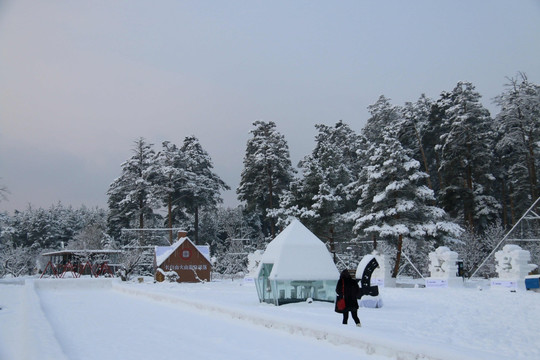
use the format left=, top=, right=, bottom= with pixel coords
left=491, top=244, right=537, bottom=290
left=425, top=246, right=463, bottom=288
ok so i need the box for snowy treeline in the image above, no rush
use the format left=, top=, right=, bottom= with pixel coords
left=244, top=75, right=540, bottom=277
left=1, top=75, right=539, bottom=279
left=0, top=204, right=111, bottom=277
left=106, top=135, right=229, bottom=245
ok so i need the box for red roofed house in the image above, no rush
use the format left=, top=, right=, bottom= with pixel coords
left=154, top=232, right=212, bottom=283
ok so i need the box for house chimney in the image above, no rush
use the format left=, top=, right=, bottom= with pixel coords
left=177, top=231, right=188, bottom=239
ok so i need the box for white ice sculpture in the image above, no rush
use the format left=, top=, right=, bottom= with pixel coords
left=425, top=246, right=462, bottom=288
left=355, top=254, right=383, bottom=308
left=243, top=250, right=263, bottom=285
left=492, top=244, right=537, bottom=290
left=364, top=251, right=395, bottom=288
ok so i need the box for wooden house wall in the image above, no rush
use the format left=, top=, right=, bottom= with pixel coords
left=156, top=240, right=211, bottom=283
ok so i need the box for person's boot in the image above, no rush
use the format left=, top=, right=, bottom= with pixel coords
left=356, top=321, right=361, bottom=327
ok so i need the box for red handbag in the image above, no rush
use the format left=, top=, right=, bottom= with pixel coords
left=337, top=279, right=346, bottom=311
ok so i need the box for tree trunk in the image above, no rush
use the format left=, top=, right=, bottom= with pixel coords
left=329, top=225, right=336, bottom=262
left=509, top=188, right=516, bottom=226
left=414, top=125, right=433, bottom=190
left=465, top=142, right=475, bottom=232
left=194, top=205, right=199, bottom=245
left=139, top=197, right=144, bottom=229
left=435, top=152, right=444, bottom=192
left=518, top=108, right=538, bottom=202
left=501, top=178, right=508, bottom=229
left=266, top=162, right=275, bottom=238
left=372, top=233, right=377, bottom=251
left=392, top=234, right=403, bottom=278
left=527, top=133, right=538, bottom=201
left=168, top=193, right=173, bottom=245
left=138, top=196, right=145, bottom=245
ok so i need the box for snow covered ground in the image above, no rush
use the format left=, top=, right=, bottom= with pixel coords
left=0, top=277, right=538, bottom=360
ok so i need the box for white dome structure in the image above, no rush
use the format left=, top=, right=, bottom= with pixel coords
left=255, top=219, right=339, bottom=305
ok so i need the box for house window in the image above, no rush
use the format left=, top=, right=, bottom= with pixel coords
left=181, top=249, right=191, bottom=260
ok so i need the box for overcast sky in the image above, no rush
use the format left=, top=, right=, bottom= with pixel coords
left=1, top=0, right=539, bottom=213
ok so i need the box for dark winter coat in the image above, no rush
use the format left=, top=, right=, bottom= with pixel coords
left=334, top=270, right=360, bottom=313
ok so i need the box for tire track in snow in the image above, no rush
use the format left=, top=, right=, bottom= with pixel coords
left=21, top=280, right=69, bottom=360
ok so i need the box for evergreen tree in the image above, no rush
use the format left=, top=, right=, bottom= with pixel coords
left=216, top=206, right=257, bottom=241
left=47, top=202, right=77, bottom=247
left=436, top=82, right=500, bottom=233
left=0, top=179, right=8, bottom=203
left=107, top=138, right=160, bottom=241
left=422, top=91, right=455, bottom=198
left=180, top=136, right=229, bottom=244
left=153, top=141, right=192, bottom=243
left=363, top=95, right=401, bottom=144
left=202, top=206, right=262, bottom=260
left=352, top=120, right=462, bottom=277
left=401, top=94, right=434, bottom=190
left=276, top=121, right=360, bottom=257
left=347, top=96, right=403, bottom=251
left=494, top=73, right=540, bottom=225
left=237, top=121, right=295, bottom=238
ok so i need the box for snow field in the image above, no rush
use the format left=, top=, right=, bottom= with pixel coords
left=2, top=278, right=539, bottom=360
left=115, top=279, right=540, bottom=360
left=3, top=279, right=383, bottom=360
left=113, top=282, right=471, bottom=360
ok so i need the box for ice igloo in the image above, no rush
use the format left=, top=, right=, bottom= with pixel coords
left=425, top=246, right=463, bottom=288
left=491, top=244, right=537, bottom=290
left=255, top=219, right=339, bottom=305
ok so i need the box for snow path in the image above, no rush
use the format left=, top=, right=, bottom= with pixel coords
left=0, top=281, right=67, bottom=360
left=32, top=280, right=383, bottom=360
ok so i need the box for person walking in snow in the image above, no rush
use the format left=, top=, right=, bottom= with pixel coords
left=335, top=269, right=361, bottom=327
